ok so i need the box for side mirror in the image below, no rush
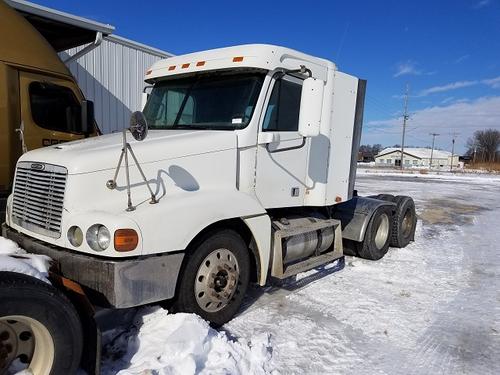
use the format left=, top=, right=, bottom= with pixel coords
left=129, top=111, right=148, bottom=141
left=298, top=77, right=324, bottom=137
left=81, top=100, right=95, bottom=134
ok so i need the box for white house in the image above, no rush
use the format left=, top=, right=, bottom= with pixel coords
left=374, top=147, right=460, bottom=168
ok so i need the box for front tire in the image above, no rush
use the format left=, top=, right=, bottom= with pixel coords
left=0, top=272, right=82, bottom=375
left=173, top=230, right=250, bottom=327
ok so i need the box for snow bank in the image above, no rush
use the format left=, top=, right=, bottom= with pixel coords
left=102, top=307, right=274, bottom=375
left=0, top=236, right=51, bottom=283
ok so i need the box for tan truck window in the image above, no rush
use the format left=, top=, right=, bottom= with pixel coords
left=29, top=82, right=82, bottom=133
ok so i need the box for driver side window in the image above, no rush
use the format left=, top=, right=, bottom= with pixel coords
left=262, top=76, right=302, bottom=132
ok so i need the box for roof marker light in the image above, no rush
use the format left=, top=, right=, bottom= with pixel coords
left=233, top=56, right=244, bottom=62
left=145, top=69, right=152, bottom=75
left=196, top=61, right=206, bottom=67
left=168, top=65, right=176, bottom=71
left=182, top=63, right=190, bottom=69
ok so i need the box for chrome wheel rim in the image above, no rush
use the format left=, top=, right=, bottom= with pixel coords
left=374, top=214, right=390, bottom=250
left=195, top=248, right=240, bottom=313
left=0, top=316, right=54, bottom=375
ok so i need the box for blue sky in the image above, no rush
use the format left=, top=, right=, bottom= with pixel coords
left=35, top=0, right=500, bottom=153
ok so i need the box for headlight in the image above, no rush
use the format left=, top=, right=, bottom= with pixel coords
left=67, top=226, right=83, bottom=247
left=86, top=224, right=110, bottom=251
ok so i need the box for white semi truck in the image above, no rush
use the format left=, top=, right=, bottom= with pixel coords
left=1, top=44, right=416, bottom=374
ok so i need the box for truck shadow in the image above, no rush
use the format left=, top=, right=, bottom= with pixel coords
left=237, top=257, right=345, bottom=316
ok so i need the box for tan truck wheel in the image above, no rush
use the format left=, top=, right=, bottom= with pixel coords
left=0, top=272, right=82, bottom=375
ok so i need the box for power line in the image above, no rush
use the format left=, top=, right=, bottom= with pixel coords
left=429, top=133, right=440, bottom=169
left=450, top=132, right=460, bottom=172
left=400, top=84, right=410, bottom=171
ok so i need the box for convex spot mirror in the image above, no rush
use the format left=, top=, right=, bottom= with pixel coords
left=298, top=77, right=324, bottom=138
left=129, top=111, right=148, bottom=141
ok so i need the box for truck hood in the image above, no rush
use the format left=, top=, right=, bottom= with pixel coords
left=19, top=130, right=238, bottom=174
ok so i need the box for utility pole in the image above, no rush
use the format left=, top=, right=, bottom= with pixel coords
left=400, top=84, right=410, bottom=171
left=450, top=132, right=460, bottom=172
left=429, top=133, right=440, bottom=170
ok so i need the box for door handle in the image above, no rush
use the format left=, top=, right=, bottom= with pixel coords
left=15, top=121, right=28, bottom=154
left=258, top=132, right=280, bottom=144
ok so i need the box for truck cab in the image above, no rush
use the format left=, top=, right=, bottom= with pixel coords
left=2, top=44, right=415, bottom=326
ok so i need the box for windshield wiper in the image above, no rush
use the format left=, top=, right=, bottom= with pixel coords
left=170, top=124, right=211, bottom=130
left=169, top=124, right=236, bottom=130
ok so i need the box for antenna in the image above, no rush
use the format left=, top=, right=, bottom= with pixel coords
left=429, top=133, right=440, bottom=170
left=400, top=84, right=410, bottom=171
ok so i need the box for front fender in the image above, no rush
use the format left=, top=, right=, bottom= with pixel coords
left=131, top=189, right=267, bottom=255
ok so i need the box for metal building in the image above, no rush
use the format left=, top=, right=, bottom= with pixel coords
left=8, top=0, right=173, bottom=134
left=63, top=36, right=172, bottom=134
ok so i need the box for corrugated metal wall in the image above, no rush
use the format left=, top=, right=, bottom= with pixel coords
left=61, top=37, right=170, bottom=134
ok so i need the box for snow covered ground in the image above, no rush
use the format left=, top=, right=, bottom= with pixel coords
left=97, top=173, right=499, bottom=375
left=0, top=236, right=51, bottom=283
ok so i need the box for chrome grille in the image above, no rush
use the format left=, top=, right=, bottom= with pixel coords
left=12, top=161, right=67, bottom=238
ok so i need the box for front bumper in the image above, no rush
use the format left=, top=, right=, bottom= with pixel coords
left=2, top=223, right=184, bottom=308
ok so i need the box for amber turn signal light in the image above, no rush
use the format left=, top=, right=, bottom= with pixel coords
left=114, top=229, right=139, bottom=252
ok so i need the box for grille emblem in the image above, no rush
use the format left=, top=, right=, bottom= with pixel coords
left=30, top=163, right=45, bottom=171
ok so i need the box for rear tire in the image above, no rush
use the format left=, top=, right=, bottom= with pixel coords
left=390, top=195, right=417, bottom=248
left=355, top=206, right=392, bottom=260
left=0, top=272, right=83, bottom=375
left=172, top=230, right=250, bottom=327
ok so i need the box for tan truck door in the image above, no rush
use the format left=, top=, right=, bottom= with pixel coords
left=18, top=71, right=86, bottom=151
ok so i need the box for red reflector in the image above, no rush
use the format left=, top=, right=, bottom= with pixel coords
left=168, top=65, right=176, bottom=71
left=181, top=63, right=190, bottom=69
left=145, top=69, right=152, bottom=75
left=233, top=56, right=244, bottom=62
left=196, top=61, right=206, bottom=67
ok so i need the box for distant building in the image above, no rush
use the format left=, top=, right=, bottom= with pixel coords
left=374, top=147, right=460, bottom=168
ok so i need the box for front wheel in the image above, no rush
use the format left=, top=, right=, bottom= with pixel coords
left=172, top=230, right=250, bottom=327
left=0, top=272, right=82, bottom=375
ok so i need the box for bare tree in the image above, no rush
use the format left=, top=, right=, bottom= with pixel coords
left=372, top=144, right=383, bottom=155
left=466, top=129, right=500, bottom=163
left=359, top=144, right=384, bottom=160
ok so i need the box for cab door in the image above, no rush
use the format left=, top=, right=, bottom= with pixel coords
left=255, top=74, right=309, bottom=208
left=18, top=71, right=87, bottom=151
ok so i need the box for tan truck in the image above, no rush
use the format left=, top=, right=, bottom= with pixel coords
left=0, top=0, right=99, bottom=212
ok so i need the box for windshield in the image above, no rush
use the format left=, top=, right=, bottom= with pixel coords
left=143, top=73, right=265, bottom=130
